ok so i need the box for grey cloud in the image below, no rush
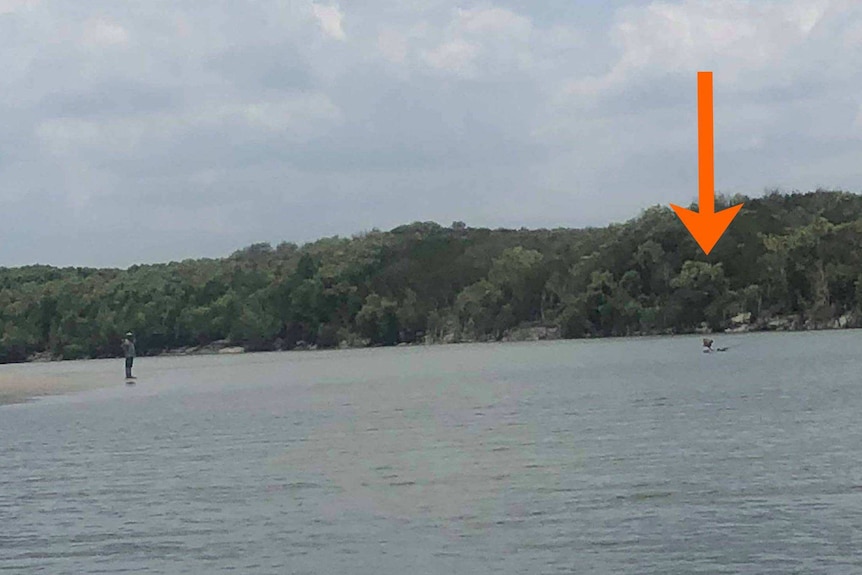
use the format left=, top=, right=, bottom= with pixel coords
left=205, top=44, right=313, bottom=92
left=38, top=80, right=180, bottom=119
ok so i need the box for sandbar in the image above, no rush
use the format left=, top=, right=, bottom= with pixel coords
left=0, top=370, right=114, bottom=406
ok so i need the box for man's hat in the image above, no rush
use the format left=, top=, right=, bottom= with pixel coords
left=125, top=332, right=133, bottom=337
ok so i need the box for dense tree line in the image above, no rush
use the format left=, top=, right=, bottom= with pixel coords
left=1, top=189, right=861, bottom=363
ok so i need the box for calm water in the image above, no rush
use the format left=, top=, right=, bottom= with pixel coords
left=2, top=332, right=862, bottom=574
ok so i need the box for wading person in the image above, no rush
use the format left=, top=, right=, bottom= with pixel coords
left=122, top=332, right=136, bottom=379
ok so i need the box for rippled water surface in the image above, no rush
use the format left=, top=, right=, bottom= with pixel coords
left=3, top=331, right=862, bottom=574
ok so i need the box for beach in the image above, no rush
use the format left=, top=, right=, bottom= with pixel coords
left=0, top=363, right=118, bottom=406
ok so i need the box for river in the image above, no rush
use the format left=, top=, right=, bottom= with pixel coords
left=2, top=331, right=861, bottom=574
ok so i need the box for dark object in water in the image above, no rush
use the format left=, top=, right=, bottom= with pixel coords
left=702, top=338, right=728, bottom=352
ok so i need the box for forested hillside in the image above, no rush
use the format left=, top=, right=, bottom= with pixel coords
left=1, top=189, right=861, bottom=363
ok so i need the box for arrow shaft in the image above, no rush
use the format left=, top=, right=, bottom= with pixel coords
left=671, top=71, right=743, bottom=255
left=698, top=71, right=714, bottom=215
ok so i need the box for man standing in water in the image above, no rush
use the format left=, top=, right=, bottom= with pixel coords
left=122, top=332, right=136, bottom=379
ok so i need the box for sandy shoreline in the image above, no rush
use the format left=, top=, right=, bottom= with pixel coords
left=0, top=371, right=115, bottom=406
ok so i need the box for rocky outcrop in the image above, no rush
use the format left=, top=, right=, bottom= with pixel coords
left=723, top=312, right=752, bottom=333
left=162, top=339, right=245, bottom=356
left=218, top=346, right=245, bottom=354
left=724, top=312, right=861, bottom=333
left=501, top=325, right=561, bottom=342
left=826, top=312, right=859, bottom=329
left=26, top=351, right=55, bottom=362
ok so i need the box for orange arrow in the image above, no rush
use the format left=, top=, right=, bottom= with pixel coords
left=670, top=71, right=743, bottom=255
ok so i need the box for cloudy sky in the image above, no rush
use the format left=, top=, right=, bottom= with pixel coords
left=1, top=0, right=861, bottom=268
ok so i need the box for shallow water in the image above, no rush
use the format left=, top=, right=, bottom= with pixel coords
left=2, top=332, right=862, bottom=574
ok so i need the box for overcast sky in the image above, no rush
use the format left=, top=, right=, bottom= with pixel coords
left=1, top=0, right=861, bottom=268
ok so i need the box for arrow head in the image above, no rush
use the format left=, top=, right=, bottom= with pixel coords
left=670, top=203, right=743, bottom=255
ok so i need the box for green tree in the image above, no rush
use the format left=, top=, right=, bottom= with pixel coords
left=355, top=294, right=400, bottom=345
